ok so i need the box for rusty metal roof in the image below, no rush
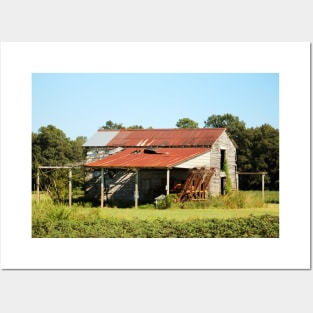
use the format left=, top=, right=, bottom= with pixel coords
left=84, top=147, right=210, bottom=169
left=84, top=128, right=226, bottom=147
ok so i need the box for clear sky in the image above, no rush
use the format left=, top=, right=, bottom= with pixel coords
left=32, top=73, right=279, bottom=140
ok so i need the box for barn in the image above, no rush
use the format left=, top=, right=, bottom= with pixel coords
left=83, top=128, right=237, bottom=207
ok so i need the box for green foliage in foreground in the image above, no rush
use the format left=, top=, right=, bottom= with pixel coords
left=32, top=199, right=279, bottom=238
left=32, top=214, right=279, bottom=238
left=154, top=190, right=279, bottom=210
left=32, top=191, right=279, bottom=238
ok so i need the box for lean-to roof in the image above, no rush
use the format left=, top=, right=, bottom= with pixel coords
left=84, top=147, right=210, bottom=169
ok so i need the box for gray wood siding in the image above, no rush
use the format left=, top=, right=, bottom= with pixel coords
left=175, top=151, right=211, bottom=169
left=209, top=131, right=237, bottom=195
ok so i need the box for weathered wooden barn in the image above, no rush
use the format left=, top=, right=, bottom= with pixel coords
left=83, top=128, right=237, bottom=207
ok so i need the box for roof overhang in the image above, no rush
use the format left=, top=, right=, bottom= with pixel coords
left=84, top=147, right=210, bottom=169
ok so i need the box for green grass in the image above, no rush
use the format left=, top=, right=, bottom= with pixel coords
left=32, top=191, right=279, bottom=238
left=33, top=191, right=279, bottom=221
left=69, top=205, right=278, bottom=221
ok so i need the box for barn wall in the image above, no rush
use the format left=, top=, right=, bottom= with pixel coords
left=175, top=151, right=210, bottom=169
left=209, top=131, right=237, bottom=195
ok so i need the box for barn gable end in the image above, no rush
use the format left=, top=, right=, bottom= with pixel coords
left=83, top=128, right=237, bottom=206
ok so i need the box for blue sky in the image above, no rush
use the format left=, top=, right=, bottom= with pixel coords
left=32, top=73, right=279, bottom=140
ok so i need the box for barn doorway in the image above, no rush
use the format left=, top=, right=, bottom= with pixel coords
left=221, top=177, right=226, bottom=195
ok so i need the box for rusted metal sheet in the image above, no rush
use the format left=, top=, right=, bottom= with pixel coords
left=84, top=147, right=210, bottom=169
left=104, top=128, right=226, bottom=147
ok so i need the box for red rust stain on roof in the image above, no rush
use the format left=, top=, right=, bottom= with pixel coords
left=103, top=128, right=225, bottom=147
left=84, top=147, right=210, bottom=169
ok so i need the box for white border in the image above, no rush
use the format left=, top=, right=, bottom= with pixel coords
left=0, top=42, right=310, bottom=269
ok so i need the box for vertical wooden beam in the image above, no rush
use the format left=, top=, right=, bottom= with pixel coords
left=68, top=169, right=72, bottom=207
left=166, top=168, right=170, bottom=195
left=262, top=173, right=265, bottom=202
left=101, top=168, right=104, bottom=208
left=36, top=169, right=40, bottom=203
left=135, top=169, right=139, bottom=208
left=236, top=172, right=239, bottom=191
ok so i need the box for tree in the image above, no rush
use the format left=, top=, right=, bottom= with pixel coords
left=101, top=120, right=125, bottom=130
left=70, top=136, right=87, bottom=163
left=101, top=121, right=145, bottom=130
left=32, top=125, right=73, bottom=166
left=32, top=125, right=87, bottom=202
left=204, top=113, right=246, bottom=142
left=249, top=124, right=279, bottom=190
left=127, top=125, right=144, bottom=129
left=176, top=117, right=199, bottom=128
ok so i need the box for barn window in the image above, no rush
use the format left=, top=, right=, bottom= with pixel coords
left=220, top=149, right=226, bottom=170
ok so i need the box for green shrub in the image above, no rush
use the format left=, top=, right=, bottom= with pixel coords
left=156, top=194, right=177, bottom=209
left=222, top=159, right=233, bottom=195
left=46, top=205, right=72, bottom=221
left=32, top=215, right=279, bottom=238
left=178, top=191, right=268, bottom=209
left=222, top=192, right=246, bottom=209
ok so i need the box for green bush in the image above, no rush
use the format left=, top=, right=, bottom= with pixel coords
left=222, top=192, right=246, bottom=209
left=222, top=159, right=233, bottom=195
left=156, top=194, right=177, bottom=209
left=176, top=191, right=267, bottom=210
left=46, top=206, right=72, bottom=220
left=32, top=215, right=279, bottom=238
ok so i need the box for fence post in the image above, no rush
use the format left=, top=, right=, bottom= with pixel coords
left=101, top=168, right=104, bottom=208
left=166, top=168, right=170, bottom=195
left=135, top=169, right=139, bottom=208
left=262, top=173, right=265, bottom=202
left=36, top=169, right=40, bottom=203
left=69, top=169, right=72, bottom=207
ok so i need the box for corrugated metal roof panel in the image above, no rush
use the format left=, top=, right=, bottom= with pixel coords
left=83, top=130, right=120, bottom=147
left=84, top=147, right=210, bottom=169
left=105, top=128, right=225, bottom=147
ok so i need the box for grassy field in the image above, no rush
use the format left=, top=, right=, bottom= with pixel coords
left=69, top=204, right=278, bottom=221
left=32, top=191, right=279, bottom=238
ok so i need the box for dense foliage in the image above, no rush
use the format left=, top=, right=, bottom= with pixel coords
left=100, top=120, right=145, bottom=129
left=176, top=117, right=199, bottom=128
left=32, top=125, right=86, bottom=202
left=32, top=214, right=279, bottom=238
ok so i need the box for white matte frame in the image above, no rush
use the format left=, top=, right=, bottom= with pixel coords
left=0, top=42, right=310, bottom=269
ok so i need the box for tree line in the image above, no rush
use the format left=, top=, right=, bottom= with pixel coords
left=32, top=114, right=279, bottom=201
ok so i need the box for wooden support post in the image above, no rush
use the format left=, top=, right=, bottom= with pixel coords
left=236, top=172, right=239, bottom=191
left=237, top=172, right=267, bottom=199
left=101, top=168, right=104, bottom=208
left=262, top=173, right=265, bottom=202
left=135, top=169, right=139, bottom=208
left=36, top=169, right=40, bottom=203
left=166, top=168, right=170, bottom=195
left=69, top=169, right=72, bottom=207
